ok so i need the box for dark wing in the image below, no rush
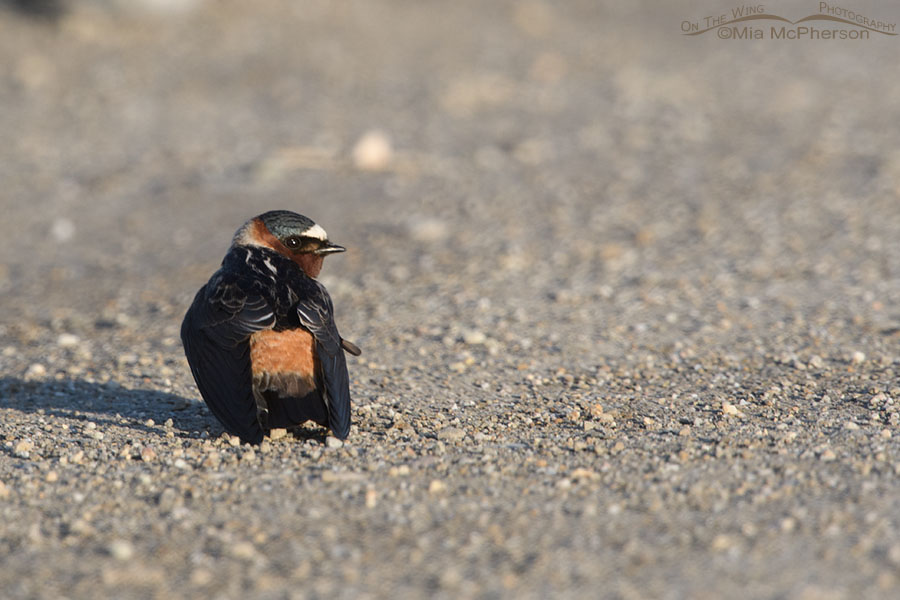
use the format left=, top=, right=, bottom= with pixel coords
left=295, top=281, right=352, bottom=439
left=181, top=275, right=275, bottom=444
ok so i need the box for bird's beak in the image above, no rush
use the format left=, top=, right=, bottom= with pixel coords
left=315, top=241, right=346, bottom=255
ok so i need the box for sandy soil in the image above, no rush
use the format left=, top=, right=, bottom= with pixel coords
left=2, top=1, right=900, bottom=598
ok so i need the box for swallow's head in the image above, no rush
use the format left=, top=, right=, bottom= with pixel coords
left=234, top=210, right=345, bottom=278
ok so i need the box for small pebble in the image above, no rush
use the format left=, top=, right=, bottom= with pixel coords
left=57, top=333, right=80, bottom=348
left=570, top=468, right=598, bottom=481
left=269, top=428, right=287, bottom=440
left=325, top=436, right=344, bottom=449
left=389, top=465, right=410, bottom=477
left=14, top=439, right=34, bottom=454
left=870, top=393, right=888, bottom=407
left=851, top=351, right=866, bottom=364
left=428, top=479, right=446, bottom=494
left=25, top=363, right=46, bottom=378
left=596, top=413, right=616, bottom=424
left=190, top=569, right=213, bottom=586
left=230, top=541, right=257, bottom=560
left=462, top=330, right=487, bottom=345
left=51, top=217, right=75, bottom=242
left=352, top=130, right=393, bottom=171
left=721, top=401, right=743, bottom=417
left=140, top=447, right=157, bottom=462
left=711, top=534, right=736, bottom=551
left=408, top=217, right=449, bottom=243
left=108, top=540, right=135, bottom=561
left=438, top=427, right=466, bottom=442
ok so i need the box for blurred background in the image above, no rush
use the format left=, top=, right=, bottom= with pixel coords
left=1, top=0, right=898, bottom=357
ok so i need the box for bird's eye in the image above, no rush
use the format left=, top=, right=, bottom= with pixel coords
left=285, top=236, right=301, bottom=249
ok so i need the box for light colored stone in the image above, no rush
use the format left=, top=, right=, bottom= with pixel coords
left=570, top=468, right=598, bottom=481
left=556, top=478, right=573, bottom=490
left=14, top=439, right=34, bottom=454
left=407, top=217, right=449, bottom=243
left=462, top=330, right=487, bottom=345
left=108, top=540, right=135, bottom=561
left=25, top=363, right=46, bottom=378
left=230, top=541, right=257, bottom=560
left=352, top=130, right=393, bottom=171
left=57, top=333, right=80, bottom=348
left=722, top=401, right=744, bottom=417
left=437, top=427, right=466, bottom=442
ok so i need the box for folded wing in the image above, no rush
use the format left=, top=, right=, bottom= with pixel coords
left=181, top=276, right=275, bottom=444
left=295, top=281, right=352, bottom=439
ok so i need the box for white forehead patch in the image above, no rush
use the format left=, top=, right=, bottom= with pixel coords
left=302, top=223, right=328, bottom=241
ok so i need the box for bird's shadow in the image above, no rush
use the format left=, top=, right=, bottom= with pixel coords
left=0, top=376, right=330, bottom=444
left=0, top=376, right=211, bottom=440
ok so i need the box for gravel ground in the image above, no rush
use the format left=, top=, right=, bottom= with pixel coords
left=2, top=1, right=900, bottom=598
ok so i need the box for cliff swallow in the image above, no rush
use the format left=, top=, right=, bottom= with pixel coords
left=181, top=210, right=360, bottom=444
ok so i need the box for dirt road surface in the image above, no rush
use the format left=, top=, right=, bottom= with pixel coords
left=2, top=1, right=900, bottom=598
